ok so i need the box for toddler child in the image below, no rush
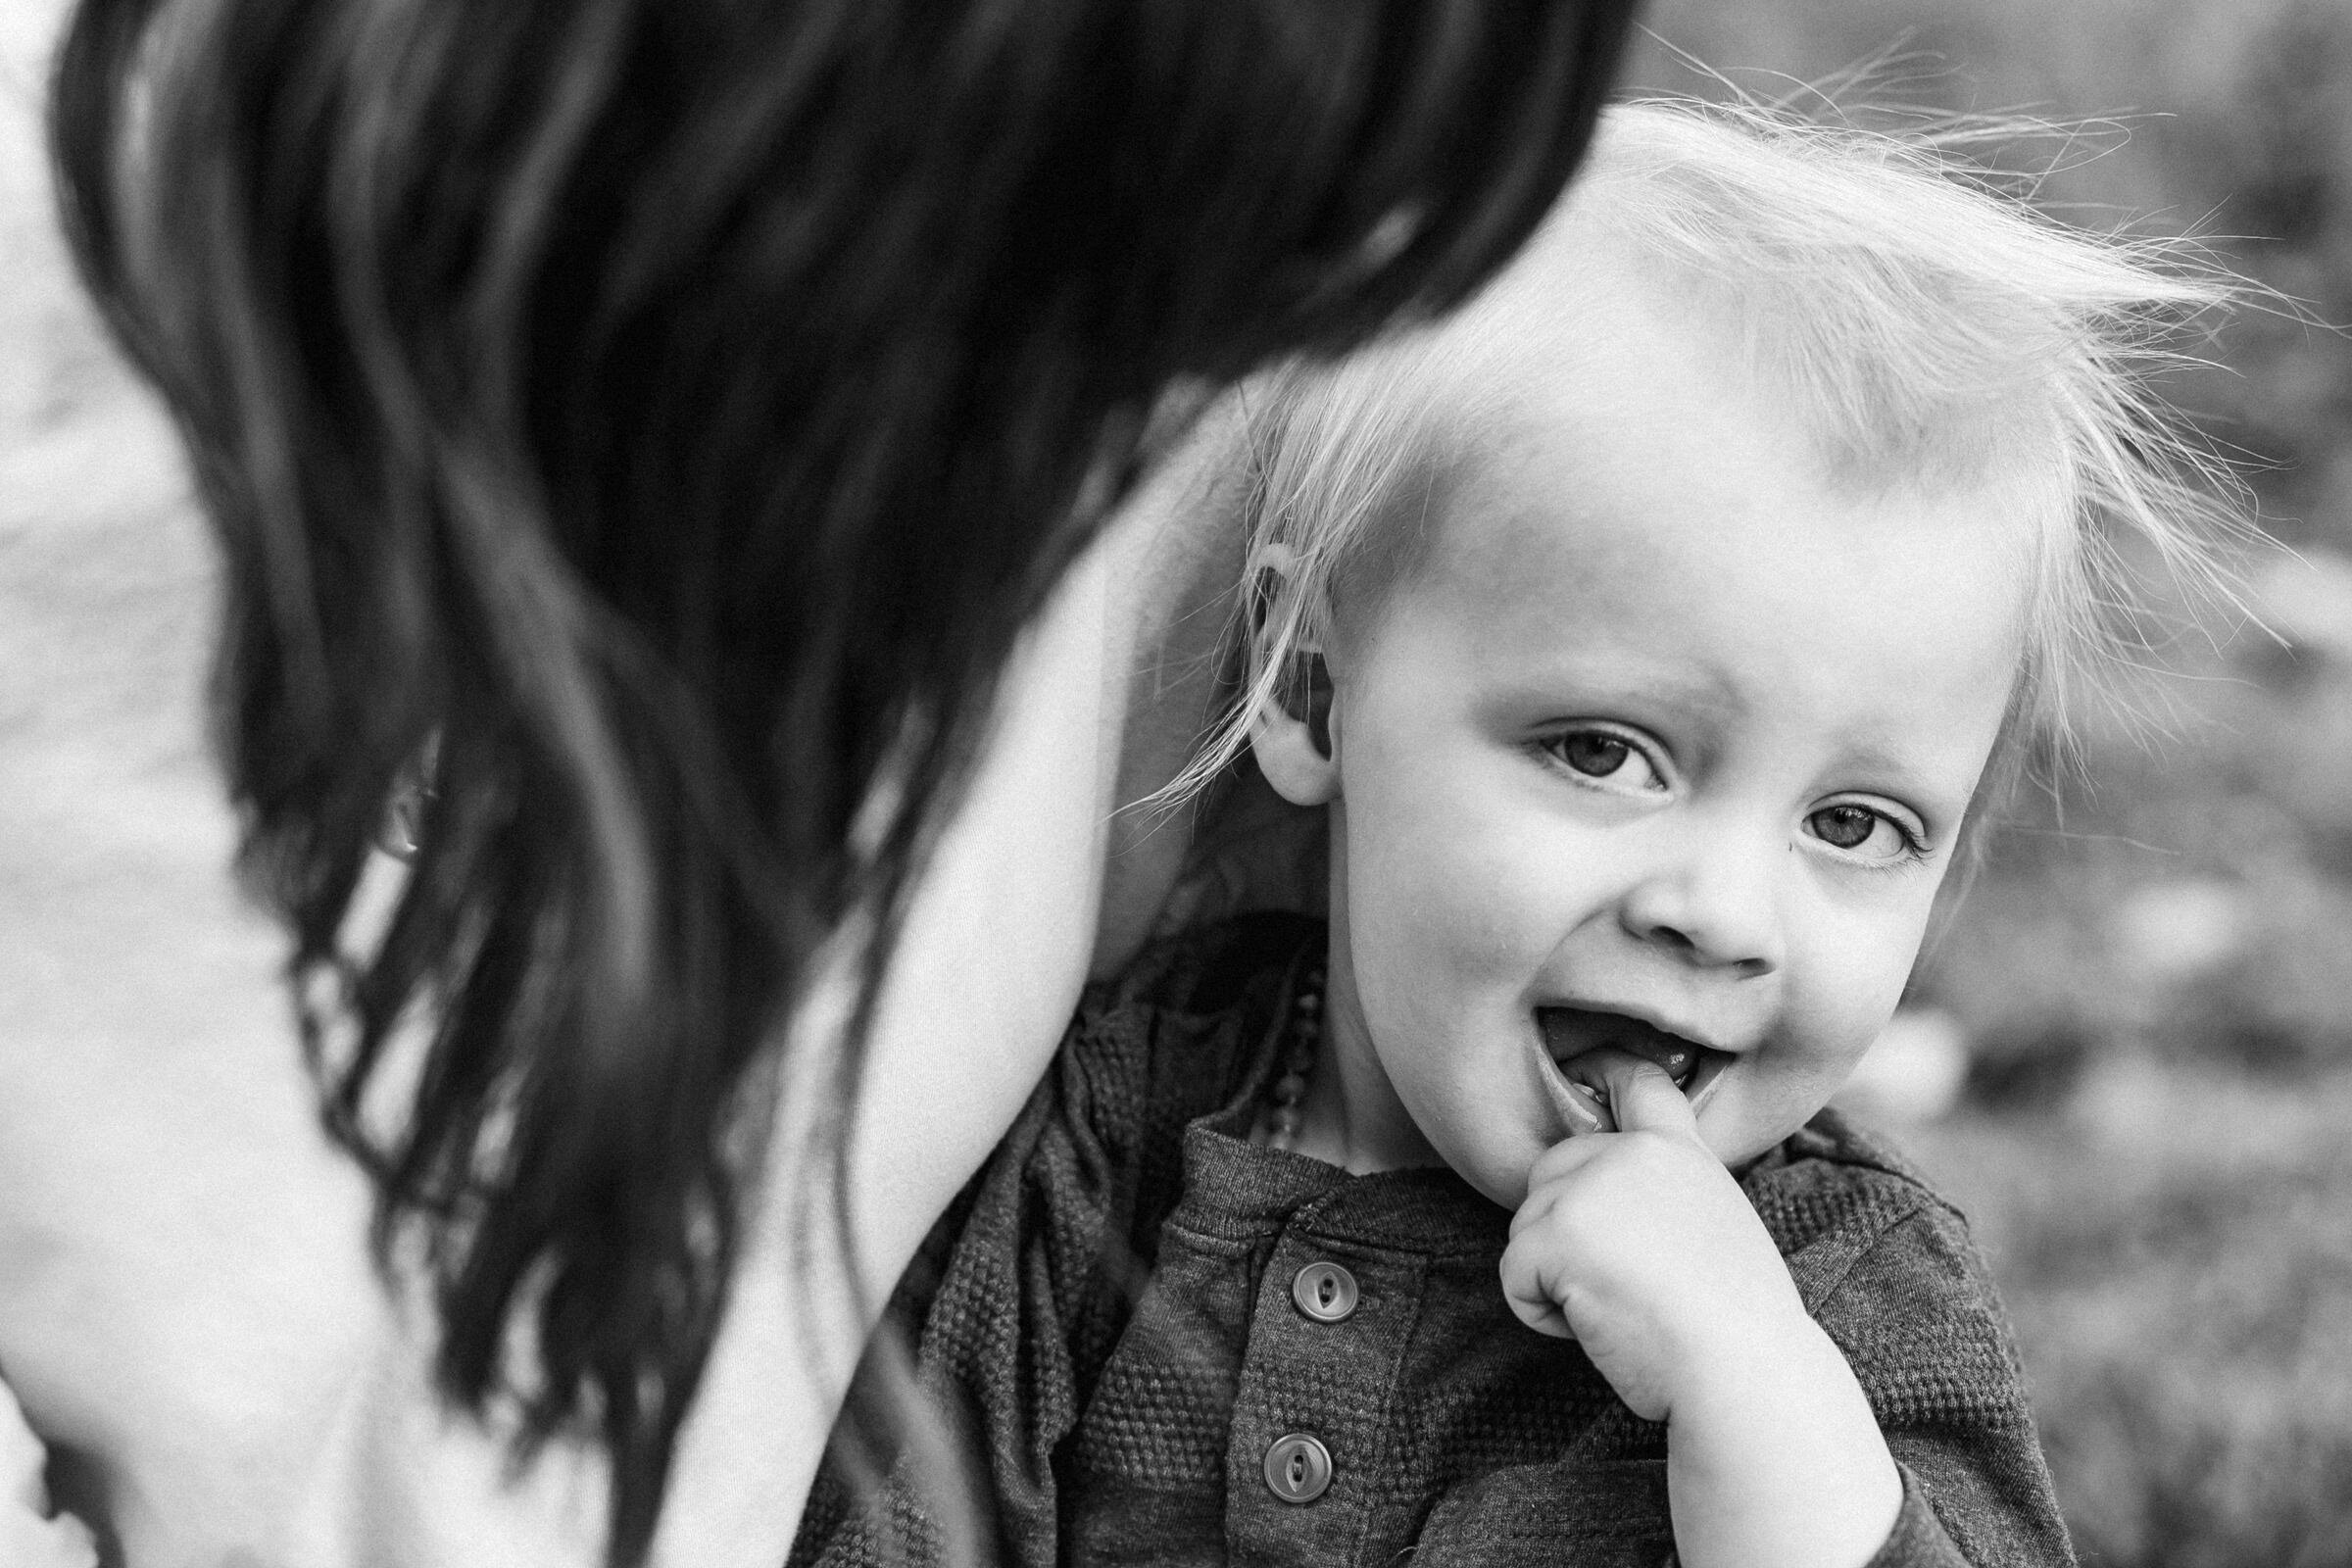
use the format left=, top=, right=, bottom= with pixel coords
left=789, top=100, right=2237, bottom=1568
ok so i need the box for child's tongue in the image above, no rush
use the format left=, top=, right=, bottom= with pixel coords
left=1539, top=1006, right=1699, bottom=1090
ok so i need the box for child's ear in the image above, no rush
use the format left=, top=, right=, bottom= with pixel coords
left=1250, top=650, right=1340, bottom=806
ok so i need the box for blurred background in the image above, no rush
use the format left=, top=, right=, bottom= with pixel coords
left=6, top=2, right=2352, bottom=1564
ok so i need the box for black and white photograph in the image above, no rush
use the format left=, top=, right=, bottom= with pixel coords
left=4, top=2, right=2350, bottom=1565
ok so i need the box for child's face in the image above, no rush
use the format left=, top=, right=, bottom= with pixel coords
left=1307, top=262, right=2040, bottom=1207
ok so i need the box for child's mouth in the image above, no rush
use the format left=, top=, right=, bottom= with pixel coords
left=1532, top=1006, right=1728, bottom=1134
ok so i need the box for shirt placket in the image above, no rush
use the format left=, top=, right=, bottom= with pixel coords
left=1223, top=1214, right=1425, bottom=1568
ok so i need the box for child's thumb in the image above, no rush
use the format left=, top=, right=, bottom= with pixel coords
left=1579, top=1047, right=1703, bottom=1141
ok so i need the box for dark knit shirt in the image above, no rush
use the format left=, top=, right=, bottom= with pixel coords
left=788, top=914, right=2073, bottom=1568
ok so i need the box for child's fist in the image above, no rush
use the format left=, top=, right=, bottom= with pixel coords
left=1498, top=1048, right=1814, bottom=1422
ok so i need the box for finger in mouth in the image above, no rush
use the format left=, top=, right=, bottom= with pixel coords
left=1533, top=1006, right=1730, bottom=1133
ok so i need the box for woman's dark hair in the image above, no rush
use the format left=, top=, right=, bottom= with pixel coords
left=48, top=0, right=1637, bottom=1559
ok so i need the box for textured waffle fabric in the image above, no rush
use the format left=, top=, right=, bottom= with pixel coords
left=786, top=914, right=2073, bottom=1568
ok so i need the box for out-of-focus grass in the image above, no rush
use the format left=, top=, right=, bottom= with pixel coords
left=1913, top=1072, right=2352, bottom=1568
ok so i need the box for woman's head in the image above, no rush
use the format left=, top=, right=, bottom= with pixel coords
left=48, top=0, right=1639, bottom=1559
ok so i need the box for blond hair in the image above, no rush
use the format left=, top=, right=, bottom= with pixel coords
left=1167, top=98, right=2249, bottom=811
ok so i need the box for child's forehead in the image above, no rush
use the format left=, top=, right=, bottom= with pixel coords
left=1375, top=250, right=2050, bottom=664
left=1325, top=301, right=2057, bottom=706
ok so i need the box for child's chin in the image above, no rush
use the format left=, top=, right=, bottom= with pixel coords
left=1693, top=1095, right=1831, bottom=1174
left=1455, top=1136, right=1557, bottom=1211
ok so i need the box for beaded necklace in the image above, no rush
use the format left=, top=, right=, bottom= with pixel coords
left=1257, top=964, right=1325, bottom=1152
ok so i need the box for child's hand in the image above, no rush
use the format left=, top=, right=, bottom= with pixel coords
left=1501, top=1047, right=1811, bottom=1413
left=1499, top=1049, right=1901, bottom=1568
left=0, top=1380, right=99, bottom=1568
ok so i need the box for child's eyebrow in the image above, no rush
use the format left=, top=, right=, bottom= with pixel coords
left=1488, top=650, right=1743, bottom=725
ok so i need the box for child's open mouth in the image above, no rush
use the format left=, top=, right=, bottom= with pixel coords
left=1532, top=1006, right=1730, bottom=1133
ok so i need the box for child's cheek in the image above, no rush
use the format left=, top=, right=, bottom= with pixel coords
left=1782, top=907, right=1926, bottom=1079
left=1365, top=801, right=1538, bottom=984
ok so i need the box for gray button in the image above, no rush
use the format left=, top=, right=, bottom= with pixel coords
left=1292, top=1260, right=1359, bottom=1323
left=1262, top=1433, right=1334, bottom=1503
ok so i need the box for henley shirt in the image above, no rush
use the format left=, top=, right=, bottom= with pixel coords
left=787, top=913, right=2073, bottom=1568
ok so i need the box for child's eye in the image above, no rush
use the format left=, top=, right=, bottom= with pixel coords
left=1803, top=802, right=1926, bottom=864
left=1542, top=726, right=1667, bottom=794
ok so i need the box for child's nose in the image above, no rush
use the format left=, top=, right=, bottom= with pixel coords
left=1616, top=832, right=1783, bottom=976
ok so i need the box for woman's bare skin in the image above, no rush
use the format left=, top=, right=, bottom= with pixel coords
left=265, top=395, right=1319, bottom=1568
